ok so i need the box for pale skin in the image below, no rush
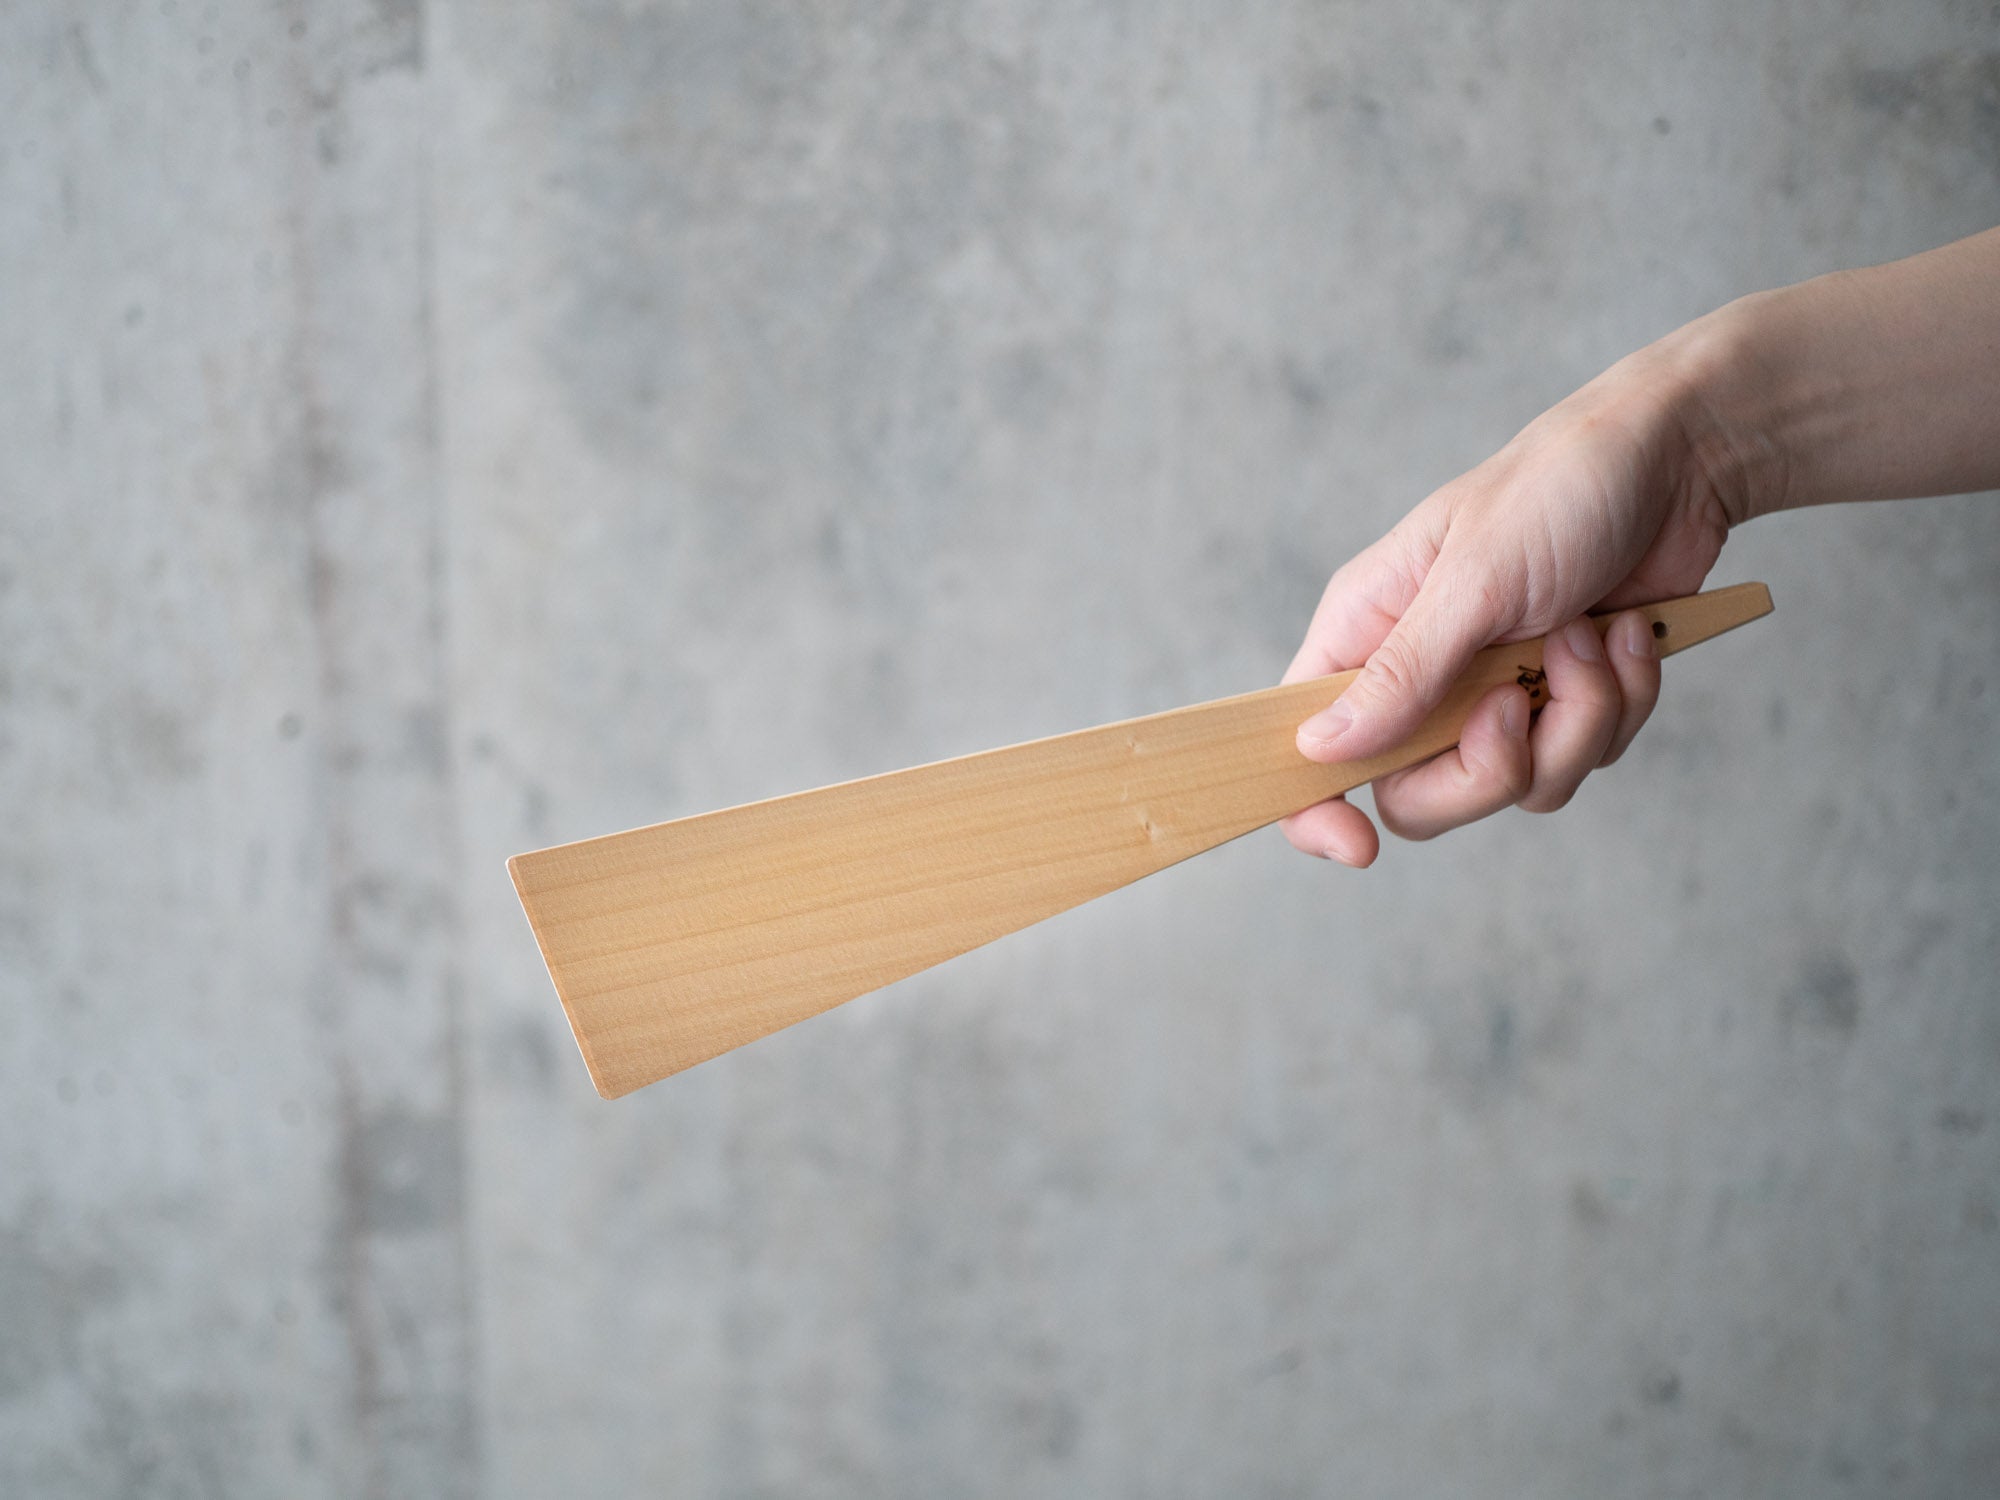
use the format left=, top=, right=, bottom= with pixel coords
left=1283, top=226, right=2000, bottom=866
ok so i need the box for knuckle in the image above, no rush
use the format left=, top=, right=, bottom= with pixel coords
left=1461, top=739, right=1531, bottom=806
left=1366, top=637, right=1429, bottom=706
left=1378, top=806, right=1438, bottom=843
left=1622, top=672, right=1663, bottom=710
left=1520, top=777, right=1581, bottom=814
left=1555, top=649, right=1621, bottom=703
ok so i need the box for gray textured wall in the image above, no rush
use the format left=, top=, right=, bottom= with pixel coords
left=4, top=2, right=1997, bottom=1495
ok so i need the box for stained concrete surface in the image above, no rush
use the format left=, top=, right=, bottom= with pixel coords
left=3, top=2, right=1998, bottom=1495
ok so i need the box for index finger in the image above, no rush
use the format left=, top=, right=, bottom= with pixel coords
left=1279, top=530, right=1431, bottom=685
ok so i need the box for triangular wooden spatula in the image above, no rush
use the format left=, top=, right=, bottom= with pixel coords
left=511, top=582, right=1772, bottom=1097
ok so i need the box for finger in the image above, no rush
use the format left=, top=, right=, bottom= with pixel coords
left=1280, top=531, right=1430, bottom=686
left=1371, top=684, right=1532, bottom=841
left=1296, top=556, right=1513, bottom=765
left=1518, top=617, right=1621, bottom=813
left=1279, top=796, right=1382, bottom=867
left=1597, top=609, right=1662, bottom=766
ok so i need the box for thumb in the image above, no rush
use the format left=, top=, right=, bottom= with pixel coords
left=1296, top=566, right=1508, bottom=763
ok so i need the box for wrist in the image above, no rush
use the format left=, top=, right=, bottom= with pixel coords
left=1643, top=295, right=1798, bottom=527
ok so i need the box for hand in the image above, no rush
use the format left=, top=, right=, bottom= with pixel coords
left=1281, top=225, right=2000, bottom=866
left=1279, top=350, right=1735, bottom=866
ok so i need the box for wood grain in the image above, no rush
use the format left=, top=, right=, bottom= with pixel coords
left=511, top=582, right=1773, bottom=1097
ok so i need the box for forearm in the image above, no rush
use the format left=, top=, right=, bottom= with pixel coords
left=1669, top=227, right=2000, bottom=522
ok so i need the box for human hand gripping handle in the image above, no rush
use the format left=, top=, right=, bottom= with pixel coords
left=1281, top=225, right=2000, bottom=867
left=1276, top=361, right=1733, bottom=866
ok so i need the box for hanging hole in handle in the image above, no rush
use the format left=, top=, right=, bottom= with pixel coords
left=1652, top=620, right=1669, bottom=639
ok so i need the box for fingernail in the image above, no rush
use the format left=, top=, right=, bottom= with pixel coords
left=1501, top=690, right=1526, bottom=737
left=1565, top=617, right=1603, bottom=663
left=1620, top=613, right=1658, bottom=660
left=1300, top=699, right=1355, bottom=750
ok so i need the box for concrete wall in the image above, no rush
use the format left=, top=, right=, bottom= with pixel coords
left=4, top=2, right=1996, bottom=1494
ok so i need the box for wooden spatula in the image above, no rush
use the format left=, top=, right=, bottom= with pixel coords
left=511, top=582, right=1772, bottom=1097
